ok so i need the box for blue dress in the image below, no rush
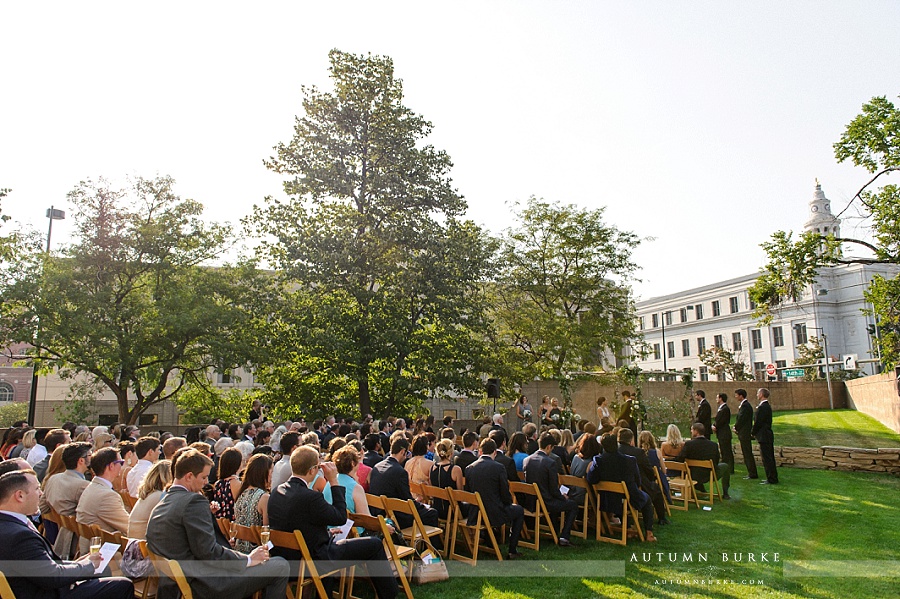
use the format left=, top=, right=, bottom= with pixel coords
left=311, top=471, right=333, bottom=504
left=512, top=451, right=527, bottom=472
left=337, top=473, right=357, bottom=514
left=647, top=450, right=671, bottom=503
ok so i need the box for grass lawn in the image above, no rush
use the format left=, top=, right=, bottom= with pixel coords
left=391, top=468, right=900, bottom=599
left=773, top=409, right=900, bottom=448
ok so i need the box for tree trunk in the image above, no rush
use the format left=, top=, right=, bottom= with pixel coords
left=358, top=373, right=371, bottom=419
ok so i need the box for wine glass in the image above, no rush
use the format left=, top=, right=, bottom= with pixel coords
left=229, top=521, right=238, bottom=548
left=90, top=536, right=102, bottom=555
left=259, top=525, right=270, bottom=546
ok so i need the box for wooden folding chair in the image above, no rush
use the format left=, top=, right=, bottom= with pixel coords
left=409, top=482, right=426, bottom=500
left=268, top=528, right=352, bottom=599
left=592, top=481, right=645, bottom=545
left=664, top=461, right=700, bottom=510
left=120, top=490, right=137, bottom=511
left=420, top=484, right=454, bottom=556
left=0, top=571, right=16, bottom=599
left=365, top=493, right=386, bottom=512
left=349, top=513, right=415, bottom=599
left=381, top=497, right=442, bottom=555
left=143, top=541, right=194, bottom=599
left=447, top=489, right=503, bottom=565
left=516, top=472, right=525, bottom=481
left=685, top=459, right=722, bottom=505
left=509, top=481, right=558, bottom=550
left=653, top=468, right=672, bottom=518
left=558, top=474, right=594, bottom=540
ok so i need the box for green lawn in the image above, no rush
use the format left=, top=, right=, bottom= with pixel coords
left=773, top=409, right=900, bottom=448
left=392, top=468, right=900, bottom=599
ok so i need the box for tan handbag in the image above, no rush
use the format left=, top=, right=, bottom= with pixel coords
left=412, top=550, right=449, bottom=585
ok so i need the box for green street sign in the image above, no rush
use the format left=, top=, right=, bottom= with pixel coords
left=783, top=368, right=805, bottom=378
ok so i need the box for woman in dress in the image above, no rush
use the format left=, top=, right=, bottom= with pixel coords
left=428, top=439, right=463, bottom=520
left=332, top=445, right=370, bottom=516
left=128, top=459, right=173, bottom=539
left=233, top=453, right=273, bottom=553
left=660, top=424, right=685, bottom=461
left=639, top=431, right=670, bottom=507
left=404, top=434, right=433, bottom=502
left=514, top=395, right=532, bottom=432
left=548, top=397, right=562, bottom=426
left=596, top=396, right=611, bottom=423
left=507, top=432, right=529, bottom=472
left=539, top=395, right=552, bottom=426
left=569, top=434, right=601, bottom=506
left=618, top=395, right=638, bottom=439
left=115, top=441, right=137, bottom=492
left=212, top=447, right=243, bottom=521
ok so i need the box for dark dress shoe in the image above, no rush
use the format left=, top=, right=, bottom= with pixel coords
left=722, top=494, right=731, bottom=500
left=760, top=480, right=777, bottom=485
left=557, top=538, right=575, bottom=547
left=507, top=551, right=523, bottom=560
left=743, top=476, right=758, bottom=480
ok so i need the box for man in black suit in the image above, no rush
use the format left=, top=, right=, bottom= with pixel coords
left=752, top=388, right=779, bottom=485
left=454, top=432, right=480, bottom=472
left=0, top=469, right=133, bottom=599
left=694, top=390, right=712, bottom=439
left=586, top=434, right=656, bottom=542
left=523, top=432, right=577, bottom=546
left=269, top=446, right=398, bottom=598
left=362, top=433, right=383, bottom=468
left=616, top=428, right=669, bottom=525
left=522, top=423, right=539, bottom=455
left=488, top=430, right=519, bottom=482
left=464, top=438, right=525, bottom=559
left=676, top=423, right=731, bottom=499
left=377, top=420, right=393, bottom=456
left=146, top=449, right=289, bottom=599
left=733, top=388, right=758, bottom=479
left=368, top=438, right=439, bottom=529
left=713, top=392, right=735, bottom=474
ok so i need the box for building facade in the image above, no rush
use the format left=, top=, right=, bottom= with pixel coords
left=635, top=183, right=897, bottom=381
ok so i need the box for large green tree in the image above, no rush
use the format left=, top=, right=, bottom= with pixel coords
left=249, top=50, right=495, bottom=418
left=749, top=95, right=900, bottom=366
left=0, top=176, right=267, bottom=424
left=493, top=197, right=641, bottom=394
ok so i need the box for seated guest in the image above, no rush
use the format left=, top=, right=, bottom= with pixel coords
left=454, top=432, right=480, bottom=472
left=345, top=439, right=372, bottom=493
left=617, top=428, right=669, bottom=525
left=569, top=434, right=601, bottom=506
left=128, top=459, right=172, bottom=539
left=404, top=434, right=433, bottom=502
left=0, top=469, right=133, bottom=598
left=362, top=433, right=383, bottom=468
left=272, top=432, right=300, bottom=490
left=547, top=429, right=571, bottom=469
left=429, top=439, right=464, bottom=519
left=75, top=447, right=130, bottom=554
left=465, top=438, right=525, bottom=559
left=234, top=454, right=274, bottom=553
left=676, top=423, right=731, bottom=500
left=127, top=437, right=160, bottom=498
left=212, top=447, right=243, bottom=521
left=369, top=438, right=439, bottom=529
left=660, top=424, right=685, bottom=460
left=34, top=429, right=70, bottom=482
left=43, top=442, right=92, bottom=558
left=587, top=434, right=657, bottom=542
left=332, top=445, right=371, bottom=516
left=489, top=430, right=519, bottom=482
left=269, top=446, right=398, bottom=599
left=146, top=449, right=288, bottom=599
left=522, top=422, right=539, bottom=455
left=507, top=432, right=529, bottom=472
left=523, top=432, right=578, bottom=547
left=638, top=431, right=671, bottom=504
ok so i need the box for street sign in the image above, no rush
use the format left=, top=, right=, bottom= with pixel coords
left=765, top=363, right=776, bottom=376
left=842, top=354, right=858, bottom=370
left=783, top=368, right=805, bottom=378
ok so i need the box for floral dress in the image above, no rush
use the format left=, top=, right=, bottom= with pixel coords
left=234, top=487, right=266, bottom=553
left=212, top=475, right=237, bottom=521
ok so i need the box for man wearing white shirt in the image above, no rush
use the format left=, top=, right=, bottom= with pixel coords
left=75, top=448, right=130, bottom=554
left=271, top=432, right=300, bottom=490
left=126, top=437, right=160, bottom=498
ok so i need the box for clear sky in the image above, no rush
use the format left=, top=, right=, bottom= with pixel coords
left=2, top=1, right=898, bottom=299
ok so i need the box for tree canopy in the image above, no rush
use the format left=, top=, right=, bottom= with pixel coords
left=0, top=175, right=266, bottom=424
left=749, top=94, right=900, bottom=367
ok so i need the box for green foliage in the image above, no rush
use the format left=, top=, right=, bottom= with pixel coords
left=865, top=275, right=900, bottom=367
left=698, top=345, right=754, bottom=381
left=0, top=401, right=28, bottom=427
left=792, top=336, right=860, bottom=381
left=174, top=382, right=259, bottom=425
left=0, top=175, right=268, bottom=424
left=640, top=395, right=694, bottom=439
left=53, top=370, right=104, bottom=425
left=833, top=95, right=900, bottom=172
left=250, top=50, right=496, bottom=418
left=494, top=198, right=641, bottom=386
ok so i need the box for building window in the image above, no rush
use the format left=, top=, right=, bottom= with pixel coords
left=695, top=304, right=703, bottom=319
left=754, top=361, right=765, bottom=380
left=697, top=337, right=706, bottom=354
left=682, top=339, right=690, bottom=356
left=729, top=296, right=739, bottom=314
left=699, top=366, right=709, bottom=382
left=795, top=323, right=808, bottom=345
left=652, top=313, right=659, bottom=328
left=712, top=300, right=721, bottom=317
left=638, top=316, right=644, bottom=331
left=772, top=326, right=784, bottom=347
left=751, top=329, right=762, bottom=350
left=714, top=334, right=724, bottom=349
left=218, top=371, right=232, bottom=384
left=732, top=332, right=742, bottom=351
left=664, top=311, right=672, bottom=326
left=749, top=298, right=757, bottom=310
left=0, top=382, right=13, bottom=403
left=776, top=359, right=787, bottom=380
left=667, top=341, right=675, bottom=359
left=653, top=344, right=660, bottom=360
left=679, top=308, right=688, bottom=323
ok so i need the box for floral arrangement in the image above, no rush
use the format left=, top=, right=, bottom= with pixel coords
left=523, top=409, right=532, bottom=421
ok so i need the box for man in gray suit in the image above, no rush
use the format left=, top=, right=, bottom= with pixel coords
left=42, top=442, right=91, bottom=558
left=146, top=448, right=288, bottom=599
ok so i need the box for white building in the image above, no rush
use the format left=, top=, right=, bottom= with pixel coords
left=635, top=183, right=898, bottom=381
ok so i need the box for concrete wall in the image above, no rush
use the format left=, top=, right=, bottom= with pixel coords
left=521, top=379, right=847, bottom=425
left=845, top=372, right=900, bottom=434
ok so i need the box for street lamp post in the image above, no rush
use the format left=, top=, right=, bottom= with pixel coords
left=796, top=324, right=834, bottom=410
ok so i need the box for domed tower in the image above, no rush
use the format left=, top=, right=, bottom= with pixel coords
left=803, top=180, right=841, bottom=238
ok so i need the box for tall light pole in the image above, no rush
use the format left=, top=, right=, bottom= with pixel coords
left=796, top=324, right=834, bottom=410
left=27, top=207, right=65, bottom=426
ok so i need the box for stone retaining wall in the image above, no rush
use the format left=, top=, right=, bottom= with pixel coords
left=734, top=444, right=900, bottom=475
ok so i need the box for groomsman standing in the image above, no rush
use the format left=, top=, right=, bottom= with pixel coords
left=752, top=388, right=779, bottom=485
left=713, top=393, right=734, bottom=474
left=694, top=390, right=712, bottom=439
left=733, top=389, right=758, bottom=479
